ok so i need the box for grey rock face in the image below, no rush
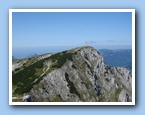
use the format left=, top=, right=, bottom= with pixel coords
left=37, top=53, right=53, bottom=60
left=22, top=95, right=32, bottom=102
left=12, top=59, right=28, bottom=71
left=13, top=46, right=132, bottom=102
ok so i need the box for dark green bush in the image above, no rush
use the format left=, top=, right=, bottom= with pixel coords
left=33, top=60, right=43, bottom=68
left=15, top=68, right=20, bottom=71
left=50, top=51, right=74, bottom=69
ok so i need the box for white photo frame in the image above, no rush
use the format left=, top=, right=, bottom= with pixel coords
left=9, top=9, right=135, bottom=105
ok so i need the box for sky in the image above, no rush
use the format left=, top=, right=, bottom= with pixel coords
left=12, top=11, right=132, bottom=48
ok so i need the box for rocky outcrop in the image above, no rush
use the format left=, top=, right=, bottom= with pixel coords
left=12, top=59, right=28, bottom=71
left=37, top=53, right=53, bottom=60
left=12, top=46, right=132, bottom=102
left=22, top=95, right=32, bottom=102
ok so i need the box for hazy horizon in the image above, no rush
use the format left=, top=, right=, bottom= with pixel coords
left=13, top=45, right=132, bottom=59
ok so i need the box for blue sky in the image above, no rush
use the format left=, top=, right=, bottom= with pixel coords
left=12, top=12, right=132, bottom=48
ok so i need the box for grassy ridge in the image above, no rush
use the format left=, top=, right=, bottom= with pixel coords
left=13, top=50, right=74, bottom=95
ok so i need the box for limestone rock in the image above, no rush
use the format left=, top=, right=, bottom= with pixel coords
left=12, top=46, right=132, bottom=102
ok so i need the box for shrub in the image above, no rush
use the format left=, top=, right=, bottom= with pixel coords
left=15, top=68, right=20, bottom=71
left=50, top=51, right=74, bottom=69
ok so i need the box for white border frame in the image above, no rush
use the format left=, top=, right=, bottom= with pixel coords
left=9, top=9, right=135, bottom=105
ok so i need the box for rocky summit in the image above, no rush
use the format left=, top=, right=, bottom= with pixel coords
left=12, top=46, right=132, bottom=102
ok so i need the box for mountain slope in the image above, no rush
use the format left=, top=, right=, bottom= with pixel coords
left=12, top=46, right=132, bottom=102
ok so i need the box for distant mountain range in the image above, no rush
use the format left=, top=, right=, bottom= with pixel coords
left=28, top=53, right=38, bottom=58
left=98, top=49, right=132, bottom=71
left=12, top=53, right=38, bottom=60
